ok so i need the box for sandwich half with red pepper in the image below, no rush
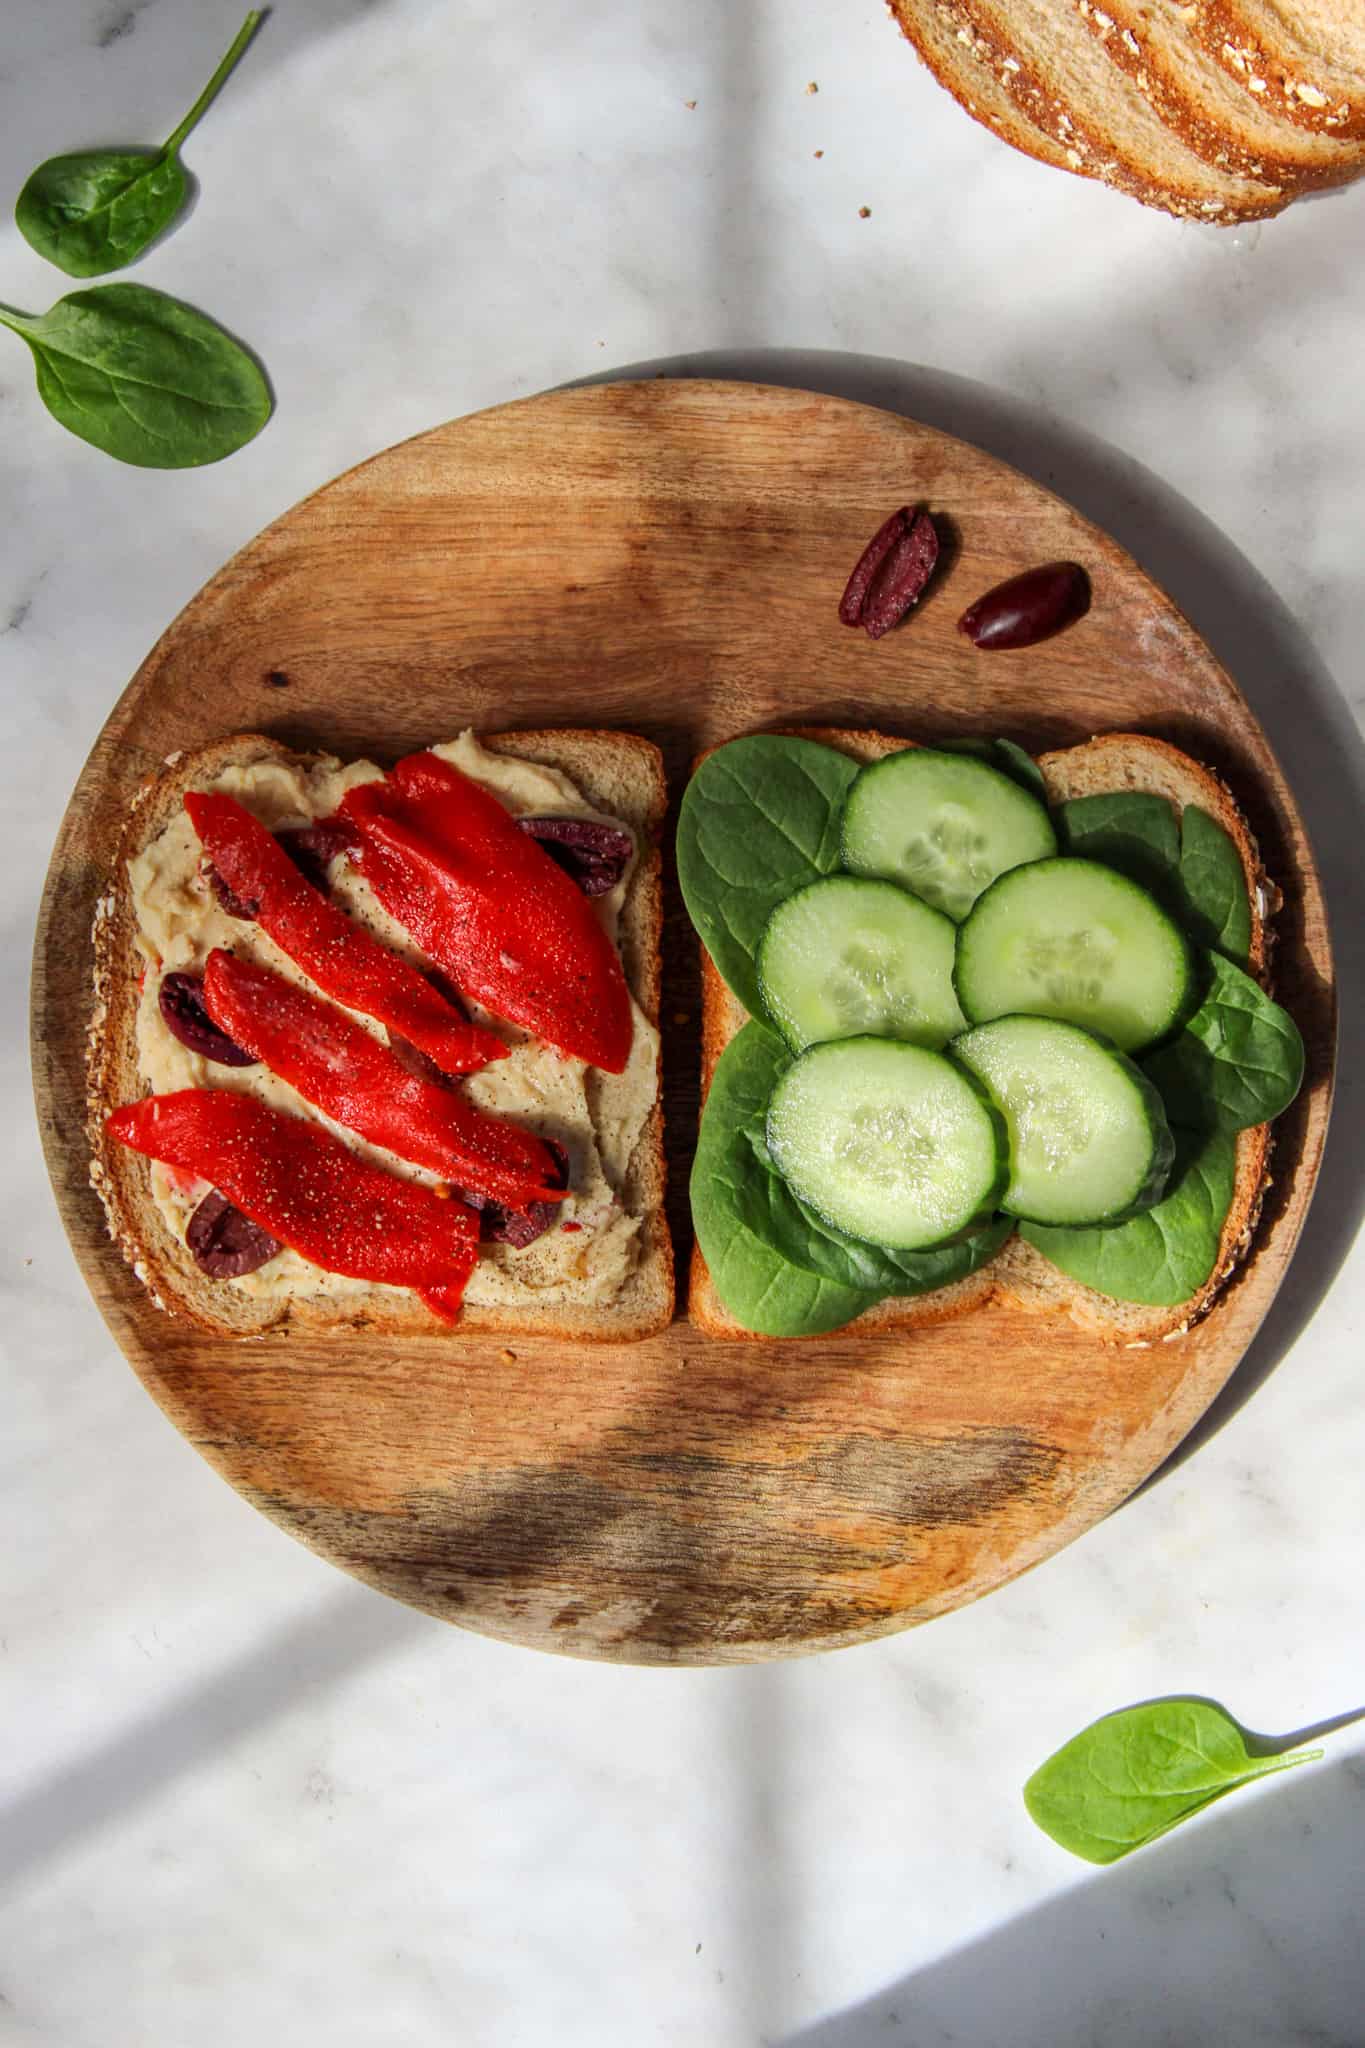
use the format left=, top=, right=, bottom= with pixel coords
left=88, top=729, right=672, bottom=1338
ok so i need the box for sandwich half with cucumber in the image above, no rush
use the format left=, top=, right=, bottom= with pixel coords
left=678, top=728, right=1303, bottom=1342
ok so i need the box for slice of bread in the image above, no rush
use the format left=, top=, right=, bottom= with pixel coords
left=947, top=0, right=1303, bottom=207
left=1191, top=0, right=1365, bottom=140
left=1073, top=0, right=1365, bottom=182
left=88, top=729, right=673, bottom=1342
left=996, top=730, right=1275, bottom=1342
left=886, top=0, right=1086, bottom=180
left=689, top=729, right=1278, bottom=1346
left=889, top=0, right=1292, bottom=219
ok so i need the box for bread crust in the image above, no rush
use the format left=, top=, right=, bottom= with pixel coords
left=1066, top=0, right=1365, bottom=184
left=688, top=726, right=1282, bottom=1347
left=887, top=0, right=1292, bottom=219
left=88, top=730, right=673, bottom=1342
left=1189, top=0, right=1365, bottom=141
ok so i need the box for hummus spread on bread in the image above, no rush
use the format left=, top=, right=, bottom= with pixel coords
left=126, top=733, right=659, bottom=1312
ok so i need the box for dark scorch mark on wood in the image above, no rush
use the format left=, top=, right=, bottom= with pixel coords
left=252, top=1426, right=1062, bottom=1655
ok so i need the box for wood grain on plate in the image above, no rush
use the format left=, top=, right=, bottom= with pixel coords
left=31, top=380, right=1334, bottom=1665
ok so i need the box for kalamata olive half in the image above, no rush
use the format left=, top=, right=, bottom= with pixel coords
left=159, top=972, right=257, bottom=1066
left=838, top=506, right=941, bottom=638
left=208, top=818, right=356, bottom=913
left=208, top=865, right=259, bottom=920
left=276, top=817, right=358, bottom=892
left=518, top=816, right=634, bottom=896
left=186, top=1190, right=282, bottom=1278
left=958, top=562, right=1091, bottom=650
left=459, top=1138, right=571, bottom=1247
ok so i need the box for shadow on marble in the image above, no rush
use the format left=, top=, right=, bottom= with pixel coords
left=572, top=348, right=1365, bottom=1470
left=0, top=1586, right=424, bottom=1896
left=781, top=1750, right=1365, bottom=2048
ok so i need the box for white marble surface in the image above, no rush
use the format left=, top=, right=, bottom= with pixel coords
left=4, top=3, right=1365, bottom=2043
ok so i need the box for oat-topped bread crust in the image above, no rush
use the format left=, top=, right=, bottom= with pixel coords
left=1191, top=0, right=1365, bottom=140
left=1067, top=0, right=1365, bottom=183
left=888, top=0, right=1293, bottom=218
left=889, top=0, right=1365, bottom=214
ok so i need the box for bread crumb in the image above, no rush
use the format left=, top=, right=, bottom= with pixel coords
left=813, top=148, right=824, bottom=158
left=858, top=205, right=871, bottom=218
left=500, top=1347, right=517, bottom=1362
left=805, top=81, right=818, bottom=94
left=684, top=99, right=697, bottom=110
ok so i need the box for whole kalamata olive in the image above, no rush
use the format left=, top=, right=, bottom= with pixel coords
left=518, top=816, right=634, bottom=896
left=958, top=562, right=1091, bottom=650
left=186, top=1189, right=281, bottom=1277
left=159, top=972, right=257, bottom=1067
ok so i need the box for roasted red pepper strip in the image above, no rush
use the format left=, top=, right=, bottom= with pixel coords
left=417, top=1284, right=468, bottom=1325
left=202, top=950, right=565, bottom=1209
left=183, top=791, right=505, bottom=1076
left=107, top=1090, right=480, bottom=1301
left=339, top=755, right=634, bottom=1074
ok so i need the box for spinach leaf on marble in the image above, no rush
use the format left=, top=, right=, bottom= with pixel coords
left=691, top=1022, right=882, bottom=1336
left=16, top=12, right=263, bottom=277
left=0, top=283, right=271, bottom=467
left=1143, top=951, right=1304, bottom=1134
left=1018, top=1126, right=1236, bottom=1308
left=1024, top=1698, right=1323, bottom=1864
left=677, top=736, right=859, bottom=1018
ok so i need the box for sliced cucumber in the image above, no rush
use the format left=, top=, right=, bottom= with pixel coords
left=951, top=1017, right=1174, bottom=1225
left=766, top=1037, right=1007, bottom=1250
left=954, top=857, right=1193, bottom=1053
left=841, top=747, right=1057, bottom=921
left=757, top=876, right=966, bottom=1053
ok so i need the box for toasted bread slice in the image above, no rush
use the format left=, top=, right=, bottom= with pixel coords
left=689, top=728, right=1010, bottom=1343
left=999, top=731, right=1275, bottom=1343
left=1191, top=0, right=1365, bottom=141
left=887, top=0, right=1087, bottom=181
left=888, top=0, right=1292, bottom=220
left=88, top=729, right=673, bottom=1342
left=1069, top=0, right=1365, bottom=184
left=689, top=728, right=1278, bottom=1346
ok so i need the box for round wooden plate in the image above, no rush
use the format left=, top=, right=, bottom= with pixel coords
left=33, top=381, right=1334, bottom=1665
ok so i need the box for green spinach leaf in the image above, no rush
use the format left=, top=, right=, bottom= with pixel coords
left=1057, top=790, right=1182, bottom=907
left=16, top=12, right=263, bottom=277
left=1024, top=1698, right=1322, bottom=1864
left=1018, top=1126, right=1235, bottom=1307
left=740, top=1111, right=1013, bottom=1293
left=691, top=1022, right=882, bottom=1336
left=1057, top=791, right=1250, bottom=965
left=1143, top=951, right=1304, bottom=1133
left=0, top=284, right=271, bottom=467
left=1180, top=804, right=1252, bottom=960
left=942, top=736, right=1048, bottom=802
left=677, top=736, right=859, bottom=1018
